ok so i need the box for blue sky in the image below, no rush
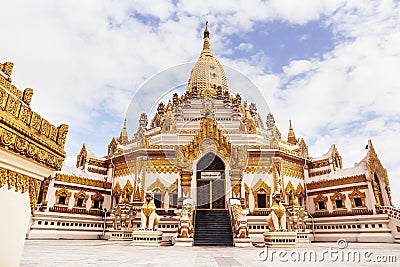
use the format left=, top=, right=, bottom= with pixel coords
left=1, top=0, right=400, bottom=205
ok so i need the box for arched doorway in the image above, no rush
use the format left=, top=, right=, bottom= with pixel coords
left=196, top=153, right=226, bottom=209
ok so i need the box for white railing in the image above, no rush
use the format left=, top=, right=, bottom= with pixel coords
left=379, top=206, right=400, bottom=220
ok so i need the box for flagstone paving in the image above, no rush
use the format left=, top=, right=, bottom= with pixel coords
left=21, top=240, right=400, bottom=267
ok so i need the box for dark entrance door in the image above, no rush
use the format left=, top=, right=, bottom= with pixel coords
left=196, top=153, right=226, bottom=209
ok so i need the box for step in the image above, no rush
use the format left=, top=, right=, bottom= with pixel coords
left=194, top=210, right=233, bottom=247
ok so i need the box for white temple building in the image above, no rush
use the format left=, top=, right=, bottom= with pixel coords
left=23, top=24, right=400, bottom=246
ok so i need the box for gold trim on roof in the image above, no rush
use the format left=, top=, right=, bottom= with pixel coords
left=147, top=178, right=166, bottom=192
left=0, top=166, right=41, bottom=214
left=55, top=174, right=111, bottom=189
left=178, top=117, right=231, bottom=162
left=306, top=174, right=366, bottom=190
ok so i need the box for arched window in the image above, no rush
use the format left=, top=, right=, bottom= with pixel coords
left=314, top=194, right=328, bottom=211
left=74, top=190, right=89, bottom=208
left=112, top=182, right=122, bottom=205
left=91, top=192, right=104, bottom=209
left=252, top=179, right=271, bottom=209
left=147, top=178, right=166, bottom=209
left=56, top=188, right=71, bottom=206
left=330, top=192, right=346, bottom=209
left=349, top=190, right=366, bottom=208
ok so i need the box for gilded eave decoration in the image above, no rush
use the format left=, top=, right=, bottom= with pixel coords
left=348, top=189, right=367, bottom=208
left=123, top=180, right=133, bottom=195
left=306, top=174, right=366, bottom=190
left=55, top=174, right=111, bottom=189
left=147, top=178, right=166, bottom=192
left=366, top=141, right=391, bottom=189
left=178, top=117, right=231, bottom=162
left=76, top=144, right=88, bottom=168
left=331, top=145, right=343, bottom=169
left=284, top=181, right=295, bottom=194
left=0, top=166, right=41, bottom=214
left=252, top=179, right=271, bottom=196
left=112, top=182, right=122, bottom=196
left=0, top=82, right=68, bottom=170
left=167, top=179, right=178, bottom=193
left=295, top=183, right=305, bottom=196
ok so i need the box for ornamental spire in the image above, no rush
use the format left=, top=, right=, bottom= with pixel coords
left=287, top=119, right=297, bottom=145
left=118, top=118, right=128, bottom=145
left=201, top=21, right=213, bottom=56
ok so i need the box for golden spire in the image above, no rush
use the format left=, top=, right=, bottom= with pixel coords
left=201, top=21, right=213, bottom=57
left=118, top=118, right=128, bottom=145
left=287, top=120, right=297, bottom=145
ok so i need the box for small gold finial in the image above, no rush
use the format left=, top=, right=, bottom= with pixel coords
left=201, top=21, right=212, bottom=56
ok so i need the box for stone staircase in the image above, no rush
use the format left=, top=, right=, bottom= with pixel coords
left=194, top=210, right=233, bottom=246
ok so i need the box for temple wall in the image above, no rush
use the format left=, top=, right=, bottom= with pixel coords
left=0, top=187, right=31, bottom=266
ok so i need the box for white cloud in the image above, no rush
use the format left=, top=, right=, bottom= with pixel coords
left=1, top=0, right=399, bottom=204
left=235, top=42, right=254, bottom=52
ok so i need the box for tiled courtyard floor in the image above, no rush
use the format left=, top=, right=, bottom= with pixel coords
left=21, top=240, right=400, bottom=267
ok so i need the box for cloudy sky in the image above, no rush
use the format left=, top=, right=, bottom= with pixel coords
left=1, top=0, right=400, bottom=205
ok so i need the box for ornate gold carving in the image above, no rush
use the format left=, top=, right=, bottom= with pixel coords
left=167, top=179, right=178, bottom=193
left=244, top=183, right=250, bottom=208
left=2, top=61, right=14, bottom=76
left=180, top=170, right=193, bottom=197
left=366, top=140, right=392, bottom=206
left=309, top=169, right=331, bottom=177
left=53, top=183, right=110, bottom=195
left=88, top=158, right=106, bottom=168
left=0, top=87, right=8, bottom=109
left=272, top=157, right=282, bottom=193
left=121, top=180, right=133, bottom=203
left=55, top=174, right=111, bottom=189
left=76, top=144, right=88, bottom=168
left=307, top=184, right=369, bottom=196
left=56, top=124, right=68, bottom=148
left=40, top=119, right=51, bottom=137
left=87, top=167, right=108, bottom=175
left=284, top=181, right=295, bottom=194
left=73, top=190, right=89, bottom=207
left=309, top=159, right=330, bottom=169
left=55, top=187, right=72, bottom=206
left=307, top=174, right=366, bottom=190
left=147, top=178, right=166, bottom=192
left=230, top=146, right=248, bottom=170
left=330, top=191, right=346, bottom=209
left=5, top=95, right=20, bottom=117
left=112, top=182, right=122, bottom=196
left=348, top=189, right=366, bottom=208
left=282, top=163, right=304, bottom=179
left=252, top=179, right=271, bottom=208
left=0, top=166, right=41, bottom=214
left=91, top=192, right=104, bottom=202
left=178, top=118, right=231, bottom=162
left=331, top=145, right=343, bottom=170
left=0, top=85, right=68, bottom=170
left=295, top=183, right=304, bottom=196
left=22, top=88, right=33, bottom=105
left=313, top=194, right=328, bottom=211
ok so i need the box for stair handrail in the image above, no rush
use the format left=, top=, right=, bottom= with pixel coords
left=227, top=199, right=235, bottom=245
left=378, top=205, right=400, bottom=220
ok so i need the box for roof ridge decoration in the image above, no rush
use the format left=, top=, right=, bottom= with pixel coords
left=176, top=117, right=231, bottom=165
left=0, top=59, right=68, bottom=170
left=366, top=139, right=392, bottom=206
